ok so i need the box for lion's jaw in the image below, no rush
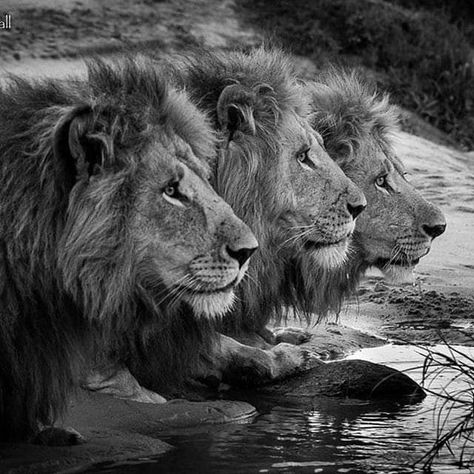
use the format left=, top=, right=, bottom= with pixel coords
left=184, top=291, right=236, bottom=318
left=168, top=256, right=250, bottom=319
left=297, top=215, right=356, bottom=269
left=306, top=236, right=351, bottom=270
left=367, top=235, right=431, bottom=283
left=182, top=261, right=251, bottom=318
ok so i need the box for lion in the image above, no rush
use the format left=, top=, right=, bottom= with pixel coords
left=299, top=70, right=446, bottom=308
left=0, top=57, right=258, bottom=443
left=125, top=48, right=367, bottom=395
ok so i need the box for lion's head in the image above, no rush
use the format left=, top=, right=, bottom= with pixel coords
left=169, top=48, right=366, bottom=329
left=305, top=71, right=446, bottom=285
left=275, top=109, right=366, bottom=270
left=54, top=59, right=258, bottom=322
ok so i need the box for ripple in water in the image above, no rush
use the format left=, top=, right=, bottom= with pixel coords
left=87, top=345, right=474, bottom=474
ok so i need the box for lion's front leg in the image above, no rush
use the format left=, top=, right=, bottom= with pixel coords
left=83, top=364, right=166, bottom=404
left=216, top=335, right=322, bottom=387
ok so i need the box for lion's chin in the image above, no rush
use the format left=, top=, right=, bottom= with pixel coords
left=382, top=264, right=415, bottom=284
left=373, top=254, right=422, bottom=284
left=306, top=238, right=349, bottom=269
left=185, top=290, right=236, bottom=318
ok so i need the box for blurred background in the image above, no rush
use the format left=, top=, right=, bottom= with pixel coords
left=1, top=0, right=473, bottom=150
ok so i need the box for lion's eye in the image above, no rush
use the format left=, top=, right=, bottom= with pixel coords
left=375, top=174, right=389, bottom=189
left=296, top=148, right=315, bottom=170
left=162, top=182, right=188, bottom=207
left=164, top=183, right=177, bottom=197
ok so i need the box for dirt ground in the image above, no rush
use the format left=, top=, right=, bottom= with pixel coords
left=0, top=1, right=473, bottom=472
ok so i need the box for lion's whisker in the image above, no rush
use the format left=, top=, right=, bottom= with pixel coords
left=287, top=224, right=316, bottom=231
left=384, top=245, right=403, bottom=269
left=243, top=271, right=261, bottom=292
left=167, top=283, right=192, bottom=312
left=278, top=227, right=315, bottom=251
left=154, top=274, right=193, bottom=308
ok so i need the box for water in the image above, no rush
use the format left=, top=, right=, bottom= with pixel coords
left=87, top=345, right=474, bottom=473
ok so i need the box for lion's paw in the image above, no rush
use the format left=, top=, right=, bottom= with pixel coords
left=132, top=386, right=167, bottom=404
left=271, top=343, right=323, bottom=378
left=273, top=326, right=313, bottom=345
left=84, top=367, right=167, bottom=404
left=33, top=426, right=85, bottom=446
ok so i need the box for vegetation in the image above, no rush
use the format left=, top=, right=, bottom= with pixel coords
left=418, top=339, right=474, bottom=469
left=236, top=0, right=474, bottom=149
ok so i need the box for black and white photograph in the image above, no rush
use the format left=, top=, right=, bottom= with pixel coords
left=0, top=0, right=473, bottom=472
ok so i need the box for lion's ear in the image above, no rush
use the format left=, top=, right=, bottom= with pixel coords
left=53, top=105, right=109, bottom=182
left=216, top=84, right=256, bottom=138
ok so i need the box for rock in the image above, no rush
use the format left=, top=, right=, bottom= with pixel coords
left=255, top=359, right=425, bottom=401
left=0, top=430, right=172, bottom=474
left=65, top=391, right=257, bottom=436
left=0, top=391, right=257, bottom=473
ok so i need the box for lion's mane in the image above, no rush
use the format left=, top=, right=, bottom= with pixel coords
left=0, top=57, right=217, bottom=440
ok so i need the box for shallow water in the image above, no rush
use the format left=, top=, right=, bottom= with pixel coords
left=87, top=345, right=474, bottom=474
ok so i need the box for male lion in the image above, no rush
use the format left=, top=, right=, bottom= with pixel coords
left=127, top=48, right=367, bottom=394
left=300, top=71, right=446, bottom=307
left=0, top=57, right=257, bottom=443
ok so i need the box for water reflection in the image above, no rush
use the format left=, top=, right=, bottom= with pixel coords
left=88, top=345, right=474, bottom=474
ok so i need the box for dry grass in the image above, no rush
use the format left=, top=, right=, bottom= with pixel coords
left=417, top=336, right=474, bottom=469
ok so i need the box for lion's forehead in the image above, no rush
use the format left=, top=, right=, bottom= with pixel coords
left=280, top=112, right=314, bottom=147
left=141, top=133, right=210, bottom=184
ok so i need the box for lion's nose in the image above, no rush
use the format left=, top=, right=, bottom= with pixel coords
left=422, top=223, right=446, bottom=239
left=226, top=245, right=258, bottom=268
left=346, top=183, right=367, bottom=219
left=347, top=202, right=366, bottom=219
